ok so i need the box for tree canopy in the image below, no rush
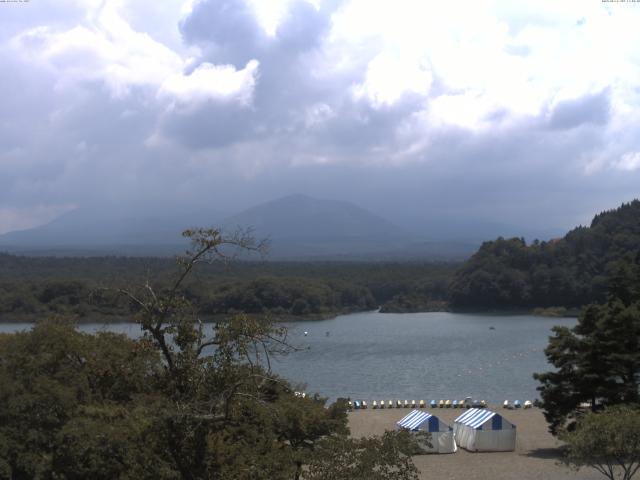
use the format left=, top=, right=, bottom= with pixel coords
left=534, top=254, right=640, bottom=434
left=0, top=227, right=421, bottom=479
left=560, top=405, right=640, bottom=480
left=450, top=200, right=640, bottom=310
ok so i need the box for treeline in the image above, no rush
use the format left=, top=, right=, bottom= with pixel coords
left=0, top=254, right=456, bottom=321
left=449, top=200, right=640, bottom=310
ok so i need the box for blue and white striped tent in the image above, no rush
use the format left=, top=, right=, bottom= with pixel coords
left=453, top=408, right=516, bottom=452
left=397, top=410, right=456, bottom=453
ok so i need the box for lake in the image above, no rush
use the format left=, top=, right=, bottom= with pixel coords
left=0, top=311, right=575, bottom=403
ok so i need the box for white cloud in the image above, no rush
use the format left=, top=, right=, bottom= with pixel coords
left=616, top=151, right=640, bottom=172
left=159, top=60, right=259, bottom=107
left=352, top=51, right=432, bottom=107
left=11, top=1, right=259, bottom=106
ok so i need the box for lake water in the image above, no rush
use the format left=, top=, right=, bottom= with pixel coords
left=0, top=311, right=576, bottom=403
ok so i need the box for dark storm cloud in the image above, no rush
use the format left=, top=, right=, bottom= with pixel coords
left=548, top=88, right=611, bottom=130
left=167, top=0, right=351, bottom=150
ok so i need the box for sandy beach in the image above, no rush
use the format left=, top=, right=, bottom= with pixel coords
left=349, top=406, right=602, bottom=480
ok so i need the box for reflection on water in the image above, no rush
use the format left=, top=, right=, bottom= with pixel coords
left=0, top=311, right=575, bottom=403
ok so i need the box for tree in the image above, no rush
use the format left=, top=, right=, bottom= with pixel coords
left=534, top=257, right=640, bottom=434
left=0, top=227, right=422, bottom=479
left=561, top=405, right=640, bottom=480
left=304, top=430, right=421, bottom=480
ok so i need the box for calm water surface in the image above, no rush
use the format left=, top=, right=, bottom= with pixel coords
left=0, top=311, right=576, bottom=403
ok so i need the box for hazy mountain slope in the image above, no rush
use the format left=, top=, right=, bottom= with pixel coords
left=220, top=194, right=414, bottom=258
left=0, top=208, right=223, bottom=250
left=222, top=194, right=405, bottom=240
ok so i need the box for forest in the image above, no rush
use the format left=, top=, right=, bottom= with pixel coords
left=0, top=254, right=455, bottom=322
left=449, top=200, right=640, bottom=310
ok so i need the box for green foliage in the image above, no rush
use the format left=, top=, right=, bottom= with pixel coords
left=534, top=257, right=640, bottom=434
left=304, top=430, right=420, bottom=480
left=560, top=405, right=640, bottom=480
left=0, top=254, right=456, bottom=321
left=450, top=200, right=640, bottom=309
left=0, top=228, right=421, bottom=479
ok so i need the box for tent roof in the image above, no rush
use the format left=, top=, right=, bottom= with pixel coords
left=397, top=410, right=434, bottom=430
left=454, top=408, right=499, bottom=429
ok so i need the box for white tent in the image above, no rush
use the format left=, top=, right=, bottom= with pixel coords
left=453, top=408, right=516, bottom=452
left=397, top=409, right=457, bottom=454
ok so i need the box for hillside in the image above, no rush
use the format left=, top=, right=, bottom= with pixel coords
left=449, top=200, right=640, bottom=309
left=0, top=208, right=222, bottom=252
left=220, top=194, right=413, bottom=258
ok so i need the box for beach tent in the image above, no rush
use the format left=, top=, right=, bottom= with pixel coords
left=453, top=408, right=516, bottom=452
left=397, top=410, right=457, bottom=453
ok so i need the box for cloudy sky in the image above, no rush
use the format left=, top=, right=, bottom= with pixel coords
left=1, top=0, right=639, bottom=235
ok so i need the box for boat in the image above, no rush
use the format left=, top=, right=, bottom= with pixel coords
left=452, top=400, right=459, bottom=408
left=404, top=400, right=409, bottom=408
left=503, top=400, right=510, bottom=409
left=419, top=400, right=425, bottom=408
left=362, top=400, right=367, bottom=409
left=411, top=400, right=416, bottom=408
left=438, top=400, right=444, bottom=408
left=430, top=400, right=437, bottom=408
left=514, top=400, right=521, bottom=409
left=396, top=400, right=402, bottom=408
left=445, top=400, right=452, bottom=408
left=372, top=400, right=377, bottom=409
left=524, top=400, right=533, bottom=409
left=379, top=400, right=385, bottom=409
left=388, top=400, right=393, bottom=408
left=354, top=400, right=360, bottom=409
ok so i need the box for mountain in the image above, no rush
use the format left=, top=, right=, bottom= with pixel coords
left=449, top=200, right=640, bottom=309
left=220, top=194, right=411, bottom=258
left=0, top=194, right=485, bottom=260
left=0, top=208, right=223, bottom=255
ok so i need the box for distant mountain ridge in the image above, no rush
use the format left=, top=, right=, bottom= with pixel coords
left=0, top=208, right=223, bottom=251
left=449, top=199, right=640, bottom=309
left=0, top=194, right=479, bottom=260
left=221, top=194, right=404, bottom=239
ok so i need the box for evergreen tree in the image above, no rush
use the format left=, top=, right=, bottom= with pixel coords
left=534, top=255, right=640, bottom=434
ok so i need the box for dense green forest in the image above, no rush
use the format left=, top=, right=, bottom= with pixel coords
left=450, top=200, right=640, bottom=310
left=0, top=254, right=455, bottom=321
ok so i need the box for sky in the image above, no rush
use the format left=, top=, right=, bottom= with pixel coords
left=1, top=0, right=640, bottom=236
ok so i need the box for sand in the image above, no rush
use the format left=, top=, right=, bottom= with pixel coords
left=348, top=406, right=602, bottom=480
